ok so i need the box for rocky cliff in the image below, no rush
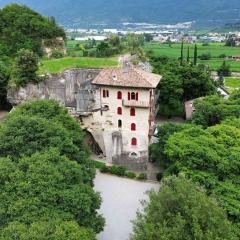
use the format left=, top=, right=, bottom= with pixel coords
left=8, top=68, right=101, bottom=108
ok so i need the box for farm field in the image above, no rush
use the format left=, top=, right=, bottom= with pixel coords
left=39, top=57, right=118, bottom=74
left=224, top=77, right=240, bottom=88
left=144, top=43, right=240, bottom=72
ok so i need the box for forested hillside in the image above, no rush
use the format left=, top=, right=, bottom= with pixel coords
left=0, top=0, right=239, bottom=28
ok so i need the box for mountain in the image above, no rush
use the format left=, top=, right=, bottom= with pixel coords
left=0, top=0, right=240, bottom=28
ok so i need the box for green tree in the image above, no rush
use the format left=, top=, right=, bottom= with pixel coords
left=194, top=44, right=198, bottom=65
left=0, top=100, right=94, bottom=182
left=150, top=123, right=193, bottom=169
left=0, top=150, right=104, bottom=234
left=158, top=72, right=184, bottom=117
left=187, top=46, right=190, bottom=63
left=0, top=4, right=65, bottom=56
left=217, top=61, right=231, bottom=77
left=179, top=65, right=216, bottom=100
left=180, top=40, right=184, bottom=66
left=192, top=95, right=240, bottom=127
left=109, top=35, right=120, bottom=47
left=131, top=175, right=236, bottom=240
left=144, top=33, right=153, bottom=42
left=0, top=221, right=95, bottom=240
left=165, top=121, right=240, bottom=234
left=12, top=49, right=39, bottom=87
left=127, top=33, right=143, bottom=50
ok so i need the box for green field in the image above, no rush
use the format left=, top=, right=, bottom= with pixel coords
left=39, top=57, right=118, bottom=74
left=144, top=42, right=240, bottom=72
left=224, top=77, right=240, bottom=88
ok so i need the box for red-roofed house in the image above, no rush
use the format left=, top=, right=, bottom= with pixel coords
left=80, top=65, right=162, bottom=170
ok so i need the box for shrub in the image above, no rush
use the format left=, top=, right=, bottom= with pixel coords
left=198, top=53, right=211, bottom=60
left=92, top=161, right=106, bottom=170
left=219, top=53, right=226, bottom=58
left=137, top=173, right=147, bottom=180
left=100, top=165, right=110, bottom=173
left=126, top=172, right=136, bottom=179
left=51, top=49, right=64, bottom=59
left=109, top=165, right=126, bottom=176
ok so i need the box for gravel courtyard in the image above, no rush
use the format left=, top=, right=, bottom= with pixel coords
left=94, top=171, right=159, bottom=240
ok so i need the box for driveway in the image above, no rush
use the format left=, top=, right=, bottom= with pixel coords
left=94, top=171, right=159, bottom=240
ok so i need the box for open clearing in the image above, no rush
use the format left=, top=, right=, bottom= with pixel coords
left=39, top=57, right=118, bottom=74
left=144, top=43, right=240, bottom=72
left=94, top=171, right=159, bottom=240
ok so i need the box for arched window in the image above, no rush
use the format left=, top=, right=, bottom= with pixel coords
left=131, top=92, right=136, bottom=100
left=131, top=123, right=136, bottom=131
left=128, top=92, right=130, bottom=100
left=117, top=107, right=122, bottom=115
left=106, top=90, right=109, bottom=97
left=131, top=138, right=137, bottom=146
left=117, top=91, right=122, bottom=100
left=130, top=108, right=135, bottom=116
left=103, top=89, right=106, bottom=98
left=118, top=120, right=122, bottom=128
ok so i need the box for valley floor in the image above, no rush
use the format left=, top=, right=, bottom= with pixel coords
left=94, top=171, right=159, bottom=240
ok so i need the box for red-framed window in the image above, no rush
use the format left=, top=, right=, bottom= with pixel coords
left=131, top=123, right=136, bottom=131
left=131, top=138, right=137, bottom=146
left=117, top=91, right=122, bottom=100
left=117, top=107, right=122, bottom=115
left=130, top=108, right=135, bottom=116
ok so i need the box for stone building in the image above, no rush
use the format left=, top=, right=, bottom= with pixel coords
left=78, top=65, right=161, bottom=170
left=7, top=66, right=161, bottom=170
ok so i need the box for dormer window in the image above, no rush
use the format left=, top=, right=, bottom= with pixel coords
left=113, top=75, right=117, bottom=81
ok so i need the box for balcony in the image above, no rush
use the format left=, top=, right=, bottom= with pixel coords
left=122, top=99, right=149, bottom=108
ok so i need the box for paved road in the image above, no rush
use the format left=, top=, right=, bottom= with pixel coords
left=94, top=171, right=159, bottom=240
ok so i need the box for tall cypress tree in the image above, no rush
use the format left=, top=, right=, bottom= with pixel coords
left=180, top=40, right=184, bottom=65
left=194, top=44, right=198, bottom=66
left=187, top=46, right=190, bottom=63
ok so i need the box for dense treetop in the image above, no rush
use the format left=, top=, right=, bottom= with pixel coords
left=131, top=175, right=236, bottom=240
left=0, top=3, right=65, bottom=56
left=192, top=95, right=240, bottom=128
left=150, top=56, right=216, bottom=117
left=0, top=100, right=104, bottom=239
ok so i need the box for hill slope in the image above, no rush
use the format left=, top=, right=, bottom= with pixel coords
left=0, top=0, right=239, bottom=28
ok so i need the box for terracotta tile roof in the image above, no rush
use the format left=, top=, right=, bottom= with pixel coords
left=92, top=66, right=162, bottom=89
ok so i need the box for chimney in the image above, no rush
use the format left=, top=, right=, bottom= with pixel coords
left=123, top=62, right=131, bottom=74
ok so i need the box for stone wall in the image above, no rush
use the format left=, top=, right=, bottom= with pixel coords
left=112, top=152, right=148, bottom=171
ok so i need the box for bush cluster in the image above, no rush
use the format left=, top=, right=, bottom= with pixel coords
left=92, top=161, right=146, bottom=181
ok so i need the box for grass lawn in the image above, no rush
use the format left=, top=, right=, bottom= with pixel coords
left=39, top=57, right=118, bottom=74
left=144, top=42, right=240, bottom=72
left=224, top=77, right=240, bottom=88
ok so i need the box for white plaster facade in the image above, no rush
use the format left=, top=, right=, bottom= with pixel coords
left=80, top=86, right=157, bottom=165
